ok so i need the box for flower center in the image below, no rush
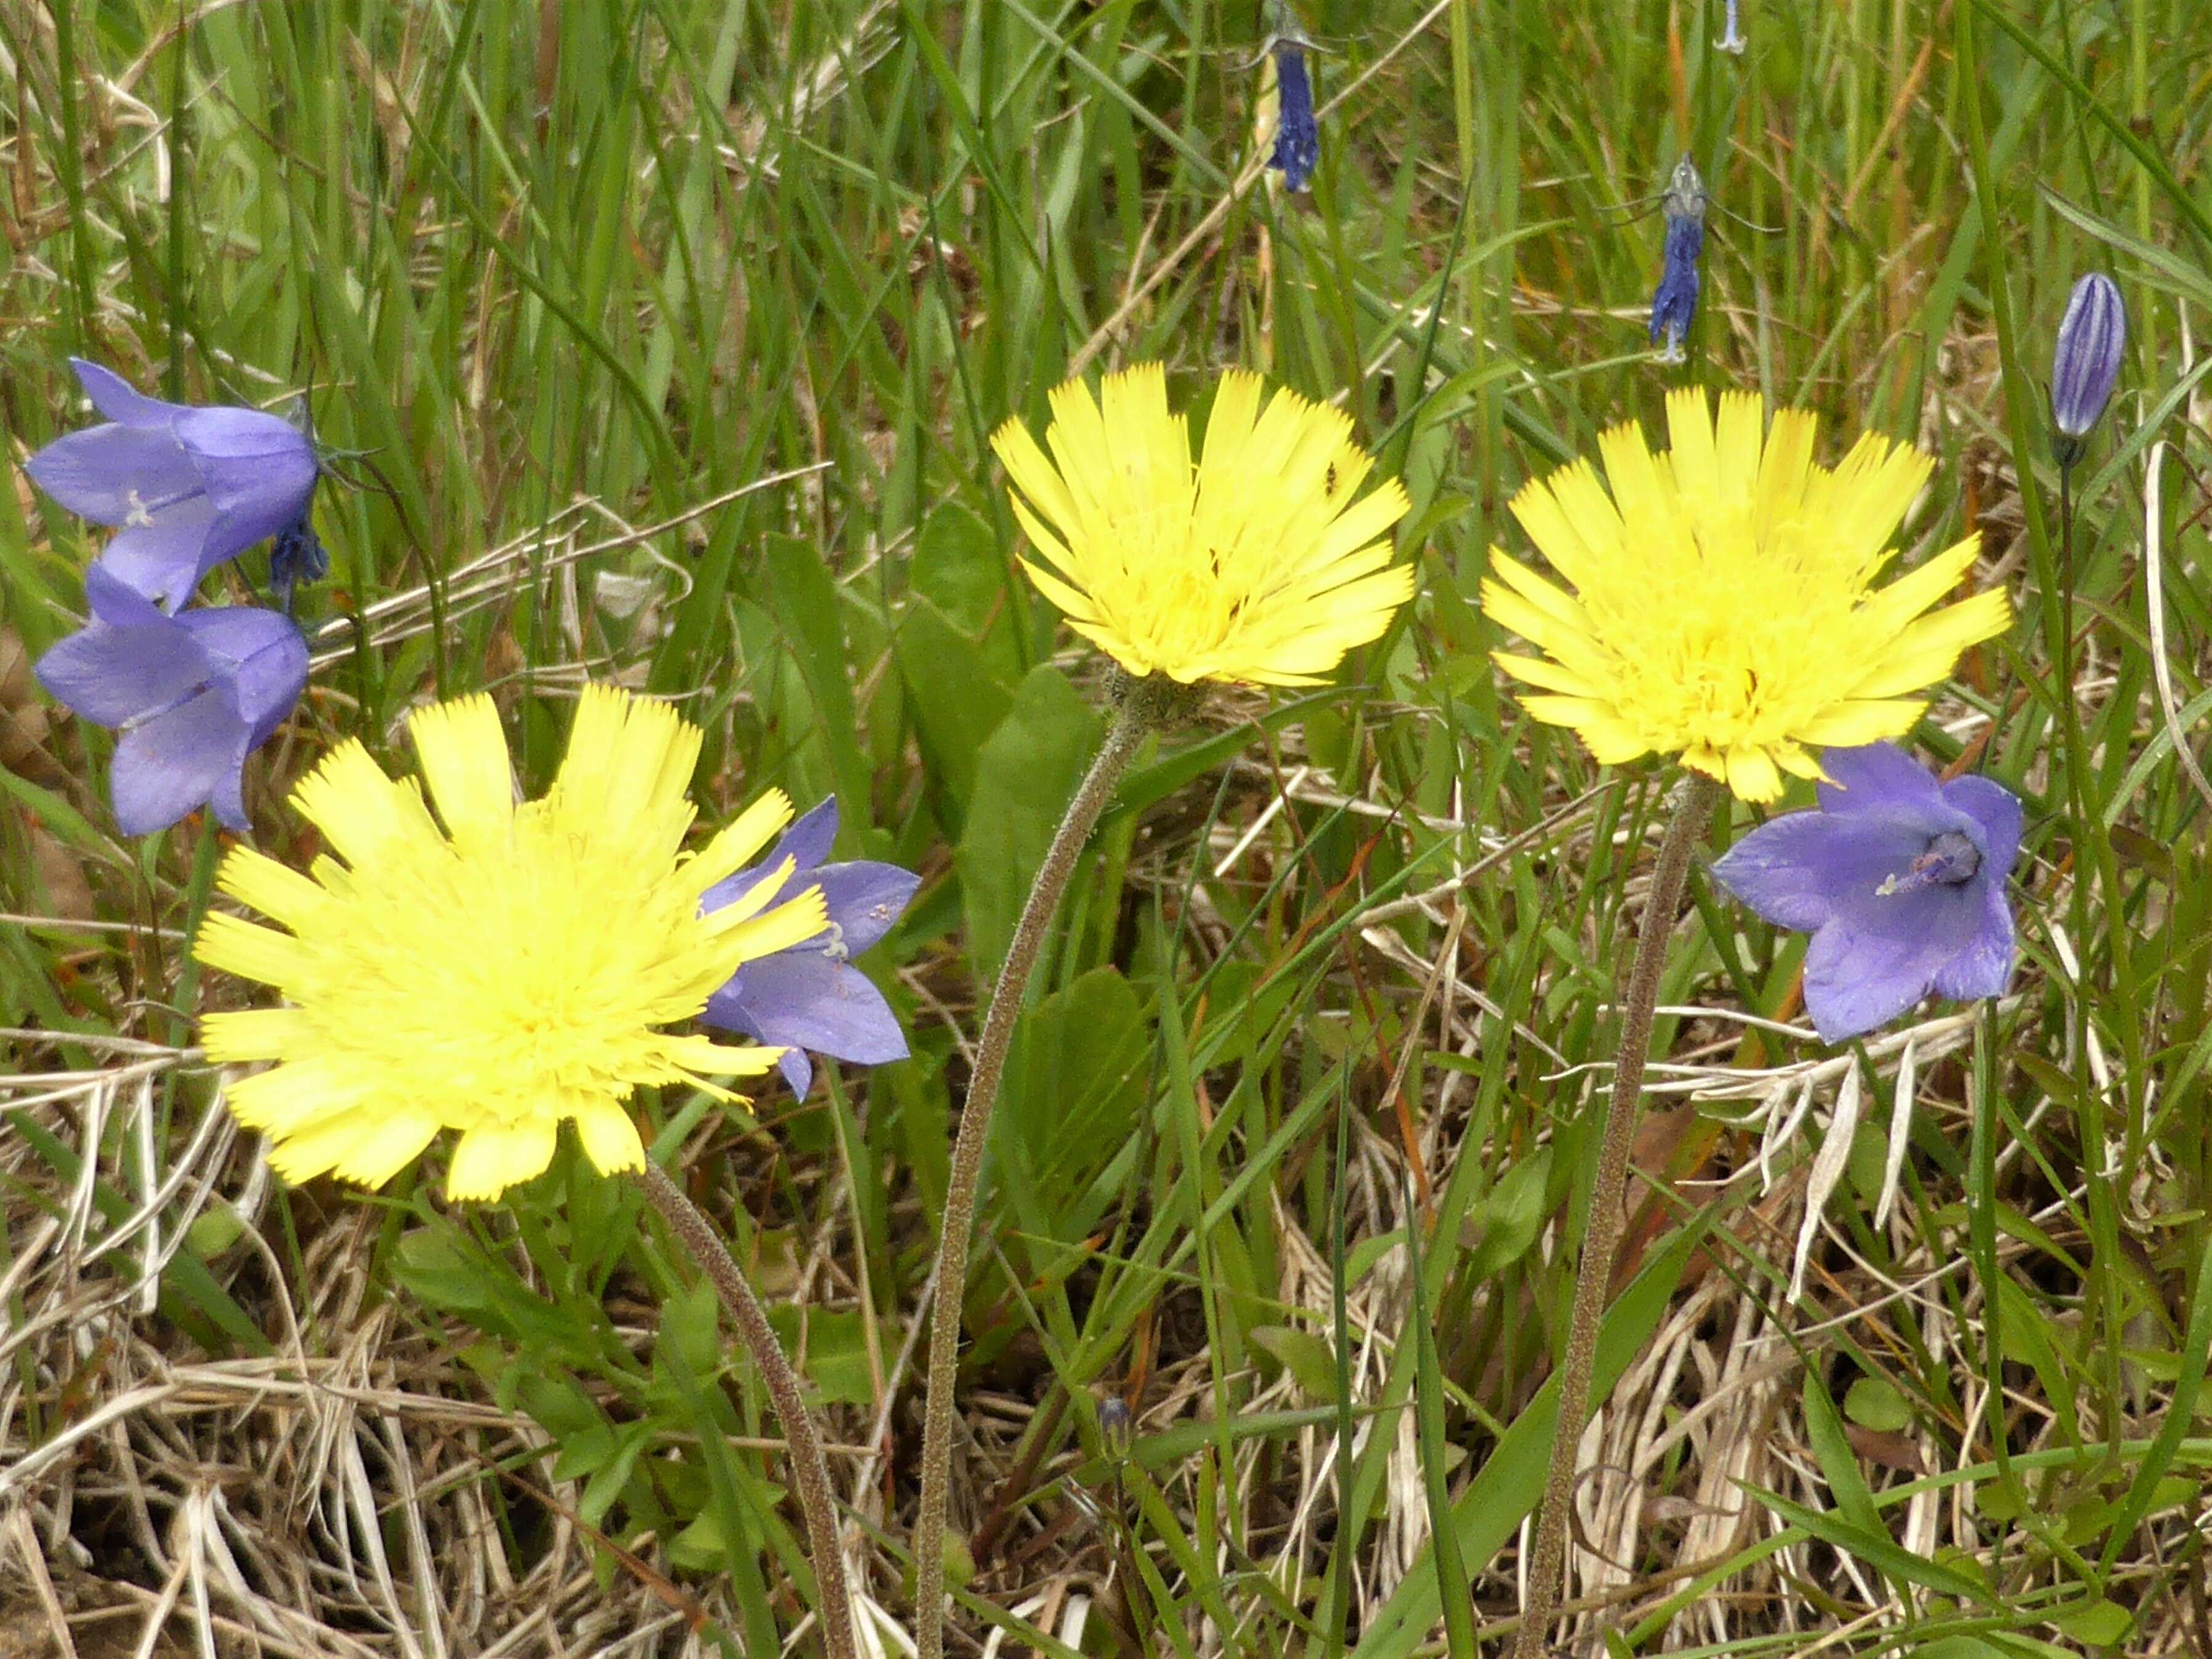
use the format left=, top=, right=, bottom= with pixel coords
left=1877, top=830, right=1980, bottom=897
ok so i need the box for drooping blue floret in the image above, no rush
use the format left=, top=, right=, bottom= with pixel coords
left=1647, top=167, right=1706, bottom=364
left=1271, top=41, right=1319, bottom=193
left=269, top=512, right=328, bottom=615
left=1718, top=0, right=1746, bottom=54
left=25, top=360, right=320, bottom=614
left=1709, top=744, right=2022, bottom=1043
left=2051, top=272, right=2126, bottom=467
left=34, top=563, right=308, bottom=835
left=699, top=798, right=921, bottom=1096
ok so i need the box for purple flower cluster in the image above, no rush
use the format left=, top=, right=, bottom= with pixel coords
left=25, top=361, right=316, bottom=834
left=1711, top=745, right=2021, bottom=1043
left=699, top=799, right=921, bottom=1095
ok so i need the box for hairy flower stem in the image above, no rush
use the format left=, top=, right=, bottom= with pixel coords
left=634, top=1162, right=858, bottom=1659
left=914, top=694, right=1154, bottom=1659
left=1513, top=770, right=1719, bottom=1659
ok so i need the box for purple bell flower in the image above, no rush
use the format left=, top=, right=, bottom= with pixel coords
left=1709, top=743, right=2022, bottom=1043
left=698, top=799, right=919, bottom=1096
left=34, top=564, right=309, bottom=836
left=25, top=358, right=320, bottom=613
left=1647, top=155, right=1707, bottom=364
left=2051, top=273, right=2126, bottom=467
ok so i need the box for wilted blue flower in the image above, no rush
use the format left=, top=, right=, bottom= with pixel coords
left=1269, top=29, right=1318, bottom=193
left=25, top=359, right=320, bottom=614
left=1717, top=0, right=1746, bottom=53
left=699, top=799, right=919, bottom=1095
left=1710, top=743, right=2022, bottom=1043
left=1648, top=156, right=1707, bottom=363
left=2051, top=272, right=2126, bottom=467
left=35, top=564, right=309, bottom=836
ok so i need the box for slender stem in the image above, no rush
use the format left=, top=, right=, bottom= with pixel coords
left=914, top=698, right=1152, bottom=1659
left=634, top=1162, right=859, bottom=1659
left=1512, top=770, right=1719, bottom=1659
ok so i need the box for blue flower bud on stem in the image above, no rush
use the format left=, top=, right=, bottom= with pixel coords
left=1647, top=156, right=1708, bottom=364
left=2051, top=272, right=2125, bottom=468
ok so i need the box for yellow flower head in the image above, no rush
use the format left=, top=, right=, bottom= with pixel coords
left=193, top=686, right=828, bottom=1201
left=1482, top=389, right=2010, bottom=801
left=991, top=365, right=1415, bottom=686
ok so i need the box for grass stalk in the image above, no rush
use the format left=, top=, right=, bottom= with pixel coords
left=1511, top=770, right=1719, bottom=1659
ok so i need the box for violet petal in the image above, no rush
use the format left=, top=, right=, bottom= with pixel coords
left=1802, top=884, right=1984, bottom=1042
left=97, top=499, right=223, bottom=612
left=814, top=862, right=922, bottom=957
left=1940, top=774, right=2024, bottom=882
left=24, top=426, right=203, bottom=527
left=70, top=358, right=182, bottom=429
left=176, top=408, right=320, bottom=544
left=34, top=610, right=209, bottom=730
left=1711, top=811, right=1929, bottom=934
left=1931, top=886, right=2017, bottom=1003
left=1814, top=743, right=1952, bottom=821
left=705, top=952, right=909, bottom=1067
left=181, top=607, right=308, bottom=745
left=110, top=688, right=248, bottom=834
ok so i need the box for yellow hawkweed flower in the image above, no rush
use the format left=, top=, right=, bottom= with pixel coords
left=1482, top=389, right=2010, bottom=801
left=991, top=365, right=1414, bottom=686
left=193, top=686, right=828, bottom=1201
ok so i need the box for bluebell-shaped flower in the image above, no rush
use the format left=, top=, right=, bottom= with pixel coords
left=2051, top=272, right=2126, bottom=467
left=25, top=359, right=320, bottom=613
left=698, top=799, right=919, bottom=1095
left=1717, top=0, right=1746, bottom=53
left=1647, top=156, right=1706, bottom=363
left=1270, top=39, right=1319, bottom=193
left=35, top=565, right=309, bottom=835
left=1709, top=743, right=2021, bottom=1043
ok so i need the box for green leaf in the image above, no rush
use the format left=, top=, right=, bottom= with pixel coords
left=998, top=963, right=1151, bottom=1213
left=896, top=594, right=1017, bottom=822
left=764, top=533, right=871, bottom=813
left=956, top=664, right=1100, bottom=978
left=1251, top=1325, right=1342, bottom=1405
left=2045, top=1597, right=2133, bottom=1647
left=1460, top=1148, right=1554, bottom=1280
left=1844, top=1376, right=1913, bottom=1434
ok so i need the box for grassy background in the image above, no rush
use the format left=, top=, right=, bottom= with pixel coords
left=5, top=0, right=2212, bottom=1653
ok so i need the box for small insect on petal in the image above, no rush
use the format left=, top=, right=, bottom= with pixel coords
left=2051, top=272, right=2126, bottom=466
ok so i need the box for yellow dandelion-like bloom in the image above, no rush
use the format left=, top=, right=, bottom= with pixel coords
left=991, top=364, right=1415, bottom=686
left=193, top=686, right=829, bottom=1201
left=1482, top=389, right=2011, bottom=801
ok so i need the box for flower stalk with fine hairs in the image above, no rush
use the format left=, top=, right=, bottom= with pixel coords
left=1483, top=395, right=2004, bottom=1658
left=1512, top=769, right=1718, bottom=1659
left=632, top=1162, right=860, bottom=1659
left=913, top=364, right=1414, bottom=1659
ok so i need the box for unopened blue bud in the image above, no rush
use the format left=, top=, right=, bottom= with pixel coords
left=270, top=512, right=328, bottom=615
left=1647, top=156, right=1707, bottom=365
left=1270, top=40, right=1318, bottom=193
left=2051, top=272, right=2125, bottom=466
